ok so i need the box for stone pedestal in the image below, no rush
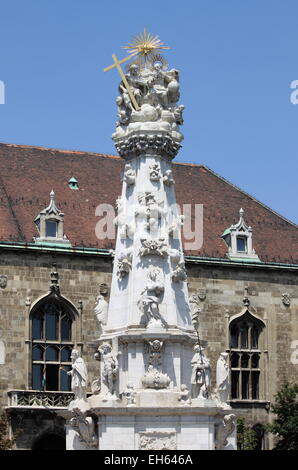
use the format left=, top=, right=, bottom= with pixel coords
left=66, top=394, right=236, bottom=450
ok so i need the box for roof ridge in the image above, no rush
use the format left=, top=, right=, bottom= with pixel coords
left=202, top=165, right=298, bottom=228
left=0, top=142, right=121, bottom=160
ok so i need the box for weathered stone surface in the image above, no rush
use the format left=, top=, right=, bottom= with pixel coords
left=1, top=249, right=297, bottom=449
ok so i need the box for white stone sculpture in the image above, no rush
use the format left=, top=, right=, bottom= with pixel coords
left=135, top=191, right=165, bottom=234
left=67, top=349, right=88, bottom=402
left=117, top=248, right=133, bottom=279
left=163, top=169, right=175, bottom=186
left=139, top=237, right=168, bottom=258
left=139, top=431, right=177, bottom=450
left=94, top=294, right=108, bottom=327
left=122, top=383, right=137, bottom=405
left=142, top=340, right=170, bottom=389
left=215, top=414, right=236, bottom=450
left=149, top=162, right=161, bottom=182
left=123, top=163, right=136, bottom=186
left=90, top=377, right=101, bottom=395
left=189, top=294, right=201, bottom=332
left=112, top=61, right=184, bottom=159
left=98, top=342, right=118, bottom=398
left=171, top=260, right=187, bottom=282
left=191, top=345, right=211, bottom=399
left=68, top=38, right=236, bottom=451
left=215, top=352, right=231, bottom=409
left=114, top=197, right=135, bottom=239
left=168, top=215, right=184, bottom=238
left=69, top=408, right=97, bottom=448
left=169, top=248, right=183, bottom=263
left=178, top=384, right=192, bottom=406
left=137, top=267, right=167, bottom=329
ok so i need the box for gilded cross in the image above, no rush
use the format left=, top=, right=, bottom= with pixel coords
left=104, top=54, right=140, bottom=111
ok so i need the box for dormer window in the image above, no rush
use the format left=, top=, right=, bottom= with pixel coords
left=221, top=208, right=260, bottom=261
left=33, top=190, right=71, bottom=246
left=68, top=177, right=79, bottom=190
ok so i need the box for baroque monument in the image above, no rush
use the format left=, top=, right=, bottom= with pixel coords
left=65, top=29, right=237, bottom=450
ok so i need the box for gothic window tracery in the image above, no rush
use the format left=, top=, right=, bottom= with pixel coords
left=229, top=311, right=265, bottom=401
left=30, top=299, right=75, bottom=392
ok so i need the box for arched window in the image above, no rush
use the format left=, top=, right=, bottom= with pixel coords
left=229, top=311, right=265, bottom=400
left=31, top=297, right=76, bottom=392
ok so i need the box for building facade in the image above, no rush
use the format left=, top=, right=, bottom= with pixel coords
left=0, top=142, right=297, bottom=449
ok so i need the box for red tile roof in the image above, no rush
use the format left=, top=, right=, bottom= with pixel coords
left=0, top=142, right=297, bottom=263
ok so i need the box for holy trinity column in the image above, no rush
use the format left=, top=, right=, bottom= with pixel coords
left=95, top=29, right=207, bottom=398
left=65, top=30, right=237, bottom=451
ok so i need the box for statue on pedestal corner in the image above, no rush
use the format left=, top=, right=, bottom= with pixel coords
left=137, top=266, right=167, bottom=329
left=214, top=352, right=231, bottom=409
left=190, top=345, right=211, bottom=399
left=98, top=342, right=119, bottom=399
left=68, top=349, right=88, bottom=402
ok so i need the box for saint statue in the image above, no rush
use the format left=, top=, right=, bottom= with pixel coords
left=190, top=345, right=211, bottom=399
left=137, top=266, right=167, bottom=328
left=215, top=352, right=230, bottom=408
left=67, top=349, right=88, bottom=401
left=94, top=294, right=108, bottom=327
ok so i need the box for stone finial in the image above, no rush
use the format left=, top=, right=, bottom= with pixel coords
left=44, top=190, right=62, bottom=217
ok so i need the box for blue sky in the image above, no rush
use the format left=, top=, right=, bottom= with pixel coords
left=0, top=0, right=297, bottom=224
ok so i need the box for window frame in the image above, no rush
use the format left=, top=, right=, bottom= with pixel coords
left=228, top=310, right=265, bottom=402
left=236, top=236, right=247, bottom=253
left=29, top=293, right=79, bottom=392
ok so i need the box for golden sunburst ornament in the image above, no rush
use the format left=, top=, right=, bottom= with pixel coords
left=122, top=27, right=169, bottom=68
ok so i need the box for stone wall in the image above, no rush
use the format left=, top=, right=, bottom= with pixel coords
left=0, top=248, right=297, bottom=449
left=0, top=249, right=112, bottom=409
left=187, top=261, right=298, bottom=448
left=187, top=262, right=298, bottom=398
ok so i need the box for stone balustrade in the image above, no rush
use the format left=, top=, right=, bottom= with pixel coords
left=7, top=390, right=74, bottom=409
